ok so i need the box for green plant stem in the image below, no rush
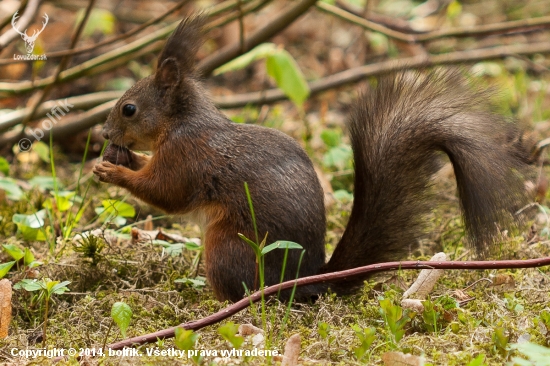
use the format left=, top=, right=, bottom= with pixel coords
left=103, top=319, right=114, bottom=351
left=42, top=296, right=49, bottom=347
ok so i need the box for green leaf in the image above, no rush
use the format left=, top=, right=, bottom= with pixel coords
left=23, top=248, right=35, bottom=265
left=320, top=129, right=341, bottom=148
left=0, top=177, right=23, bottom=200
left=50, top=280, right=71, bottom=295
left=266, top=49, right=310, bottom=107
left=77, top=8, right=115, bottom=37
left=0, top=157, right=9, bottom=176
left=317, top=322, right=330, bottom=339
left=466, top=354, right=486, bottom=366
left=175, top=276, right=206, bottom=289
left=13, top=279, right=43, bottom=291
left=111, top=302, right=133, bottom=338
left=322, top=144, right=353, bottom=170
left=43, top=191, right=76, bottom=212
left=218, top=322, right=244, bottom=349
left=28, top=176, right=61, bottom=191
left=0, top=261, right=16, bottom=279
left=509, top=342, right=550, bottom=365
left=333, top=190, right=353, bottom=202
left=238, top=233, right=260, bottom=257
left=33, top=141, right=50, bottom=163
left=153, top=240, right=184, bottom=257
left=12, top=210, right=46, bottom=229
left=174, top=328, right=198, bottom=351
left=446, top=0, right=462, bottom=20
left=12, top=210, right=48, bottom=241
left=261, top=240, right=303, bottom=255
left=184, top=242, right=201, bottom=251
left=214, top=43, right=277, bottom=75
left=352, top=325, right=376, bottom=361
left=3, top=244, right=25, bottom=261
left=101, top=200, right=135, bottom=218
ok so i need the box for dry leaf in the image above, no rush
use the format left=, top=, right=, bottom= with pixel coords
left=143, top=215, right=154, bottom=231
left=403, top=252, right=447, bottom=300
left=314, top=166, right=335, bottom=208
left=238, top=323, right=263, bottom=336
left=401, top=299, right=424, bottom=313
left=492, top=274, right=515, bottom=287
left=453, top=289, right=472, bottom=302
left=382, top=351, right=424, bottom=366
left=282, top=333, right=301, bottom=366
left=252, top=333, right=264, bottom=347
left=0, top=279, right=12, bottom=338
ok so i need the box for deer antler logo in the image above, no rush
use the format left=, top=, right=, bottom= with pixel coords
left=12, top=11, right=49, bottom=54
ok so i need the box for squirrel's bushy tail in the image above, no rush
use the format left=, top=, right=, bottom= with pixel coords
left=321, top=69, right=531, bottom=289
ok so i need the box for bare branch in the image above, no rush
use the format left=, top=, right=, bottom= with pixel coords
left=197, top=0, right=318, bottom=77
left=50, top=256, right=550, bottom=358
left=214, top=41, right=550, bottom=108
left=317, top=2, right=550, bottom=43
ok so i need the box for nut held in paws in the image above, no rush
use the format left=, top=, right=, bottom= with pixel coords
left=103, top=143, right=132, bottom=167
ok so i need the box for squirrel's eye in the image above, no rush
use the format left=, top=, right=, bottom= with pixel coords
left=122, top=104, right=136, bottom=117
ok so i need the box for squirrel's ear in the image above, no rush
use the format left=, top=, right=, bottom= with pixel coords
left=157, top=15, right=205, bottom=75
left=155, top=58, right=180, bottom=91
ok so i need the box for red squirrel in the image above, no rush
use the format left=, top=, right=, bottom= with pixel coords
left=93, top=16, right=531, bottom=302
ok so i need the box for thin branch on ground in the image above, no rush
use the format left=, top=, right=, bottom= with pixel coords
left=50, top=256, right=550, bottom=359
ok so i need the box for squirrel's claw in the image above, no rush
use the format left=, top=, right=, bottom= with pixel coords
left=93, top=161, right=119, bottom=183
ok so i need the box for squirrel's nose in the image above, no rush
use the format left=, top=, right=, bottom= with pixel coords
left=102, top=130, right=110, bottom=139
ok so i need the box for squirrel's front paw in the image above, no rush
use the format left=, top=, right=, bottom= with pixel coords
left=93, top=161, right=124, bottom=184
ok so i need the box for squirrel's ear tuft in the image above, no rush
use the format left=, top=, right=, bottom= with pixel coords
left=155, top=57, right=180, bottom=91
left=157, top=14, right=206, bottom=75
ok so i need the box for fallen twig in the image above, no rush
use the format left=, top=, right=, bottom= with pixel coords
left=50, top=256, right=550, bottom=362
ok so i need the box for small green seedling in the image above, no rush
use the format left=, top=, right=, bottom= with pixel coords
left=73, top=234, right=105, bottom=265
left=175, top=276, right=207, bottom=290
left=111, top=301, right=132, bottom=338
left=351, top=325, right=376, bottom=362
left=0, top=244, right=42, bottom=278
left=102, top=301, right=133, bottom=350
left=466, top=354, right=486, bottom=366
left=379, top=298, right=415, bottom=347
left=492, top=326, right=508, bottom=356
left=14, top=278, right=70, bottom=346
left=218, top=322, right=244, bottom=349
left=175, top=327, right=201, bottom=364
left=317, top=321, right=334, bottom=346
